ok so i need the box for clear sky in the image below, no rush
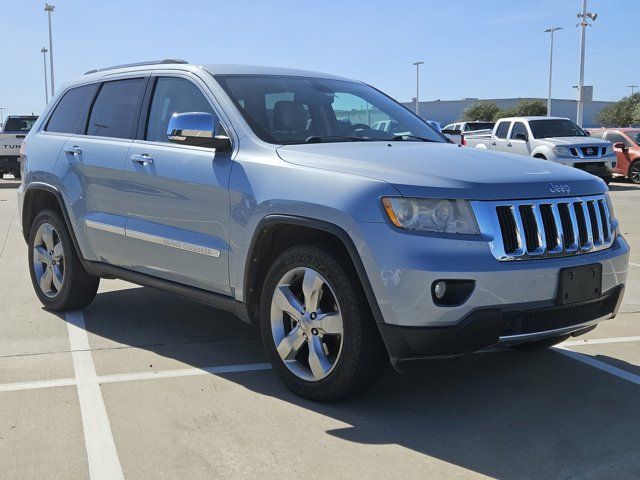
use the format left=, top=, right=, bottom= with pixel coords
left=1, top=0, right=638, bottom=116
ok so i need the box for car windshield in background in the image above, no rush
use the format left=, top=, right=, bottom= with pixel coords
left=215, top=75, right=445, bottom=145
left=3, top=116, right=38, bottom=132
left=627, top=130, right=640, bottom=146
left=529, top=119, right=588, bottom=139
left=466, top=122, right=494, bottom=131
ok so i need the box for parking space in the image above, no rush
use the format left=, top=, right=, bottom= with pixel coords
left=1, top=177, right=639, bottom=479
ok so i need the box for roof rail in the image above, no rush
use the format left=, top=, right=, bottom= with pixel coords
left=84, top=59, right=188, bottom=75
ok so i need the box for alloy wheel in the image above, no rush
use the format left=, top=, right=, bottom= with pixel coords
left=631, top=163, right=640, bottom=184
left=32, top=223, right=65, bottom=298
left=270, top=267, right=344, bottom=381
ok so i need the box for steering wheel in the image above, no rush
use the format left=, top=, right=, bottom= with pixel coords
left=344, top=123, right=373, bottom=135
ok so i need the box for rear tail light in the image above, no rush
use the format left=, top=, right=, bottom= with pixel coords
left=19, top=141, right=27, bottom=179
left=461, top=135, right=466, bottom=146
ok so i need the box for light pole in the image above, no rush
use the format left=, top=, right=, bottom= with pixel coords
left=413, top=61, right=424, bottom=116
left=44, top=4, right=55, bottom=96
left=576, top=0, right=597, bottom=127
left=41, top=47, right=49, bottom=105
left=628, top=84, right=638, bottom=96
left=544, top=27, right=562, bottom=116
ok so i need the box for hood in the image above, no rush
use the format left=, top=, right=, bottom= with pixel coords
left=276, top=142, right=606, bottom=200
left=536, top=136, right=609, bottom=147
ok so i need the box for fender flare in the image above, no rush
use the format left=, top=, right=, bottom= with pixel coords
left=244, top=214, right=385, bottom=324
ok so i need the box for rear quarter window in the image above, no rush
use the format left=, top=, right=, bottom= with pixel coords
left=45, top=84, right=98, bottom=134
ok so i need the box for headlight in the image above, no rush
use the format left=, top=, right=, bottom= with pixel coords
left=605, top=146, right=614, bottom=155
left=552, top=146, right=573, bottom=156
left=381, top=197, right=479, bottom=234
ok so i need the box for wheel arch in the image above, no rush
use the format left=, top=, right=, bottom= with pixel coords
left=243, top=215, right=384, bottom=326
left=21, top=183, right=87, bottom=269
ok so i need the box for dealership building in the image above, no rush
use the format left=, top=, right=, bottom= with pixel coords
left=402, top=97, right=614, bottom=128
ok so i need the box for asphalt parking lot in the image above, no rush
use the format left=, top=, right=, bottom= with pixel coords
left=0, top=176, right=639, bottom=480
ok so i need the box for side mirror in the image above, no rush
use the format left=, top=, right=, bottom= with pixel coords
left=613, top=142, right=626, bottom=150
left=167, top=112, right=231, bottom=150
left=514, top=132, right=527, bottom=141
left=585, top=131, right=591, bottom=136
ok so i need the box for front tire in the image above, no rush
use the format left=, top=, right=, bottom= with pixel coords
left=629, top=160, right=640, bottom=184
left=28, top=209, right=99, bottom=311
left=259, top=245, right=387, bottom=401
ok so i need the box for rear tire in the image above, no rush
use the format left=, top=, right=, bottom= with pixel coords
left=28, top=209, right=99, bottom=311
left=510, top=334, right=570, bottom=351
left=259, top=245, right=388, bottom=401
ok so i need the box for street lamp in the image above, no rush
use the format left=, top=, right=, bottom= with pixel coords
left=41, top=47, right=49, bottom=105
left=413, top=61, right=424, bottom=116
left=576, top=0, right=597, bottom=127
left=544, top=27, right=562, bottom=116
left=44, top=4, right=55, bottom=96
left=628, top=84, right=638, bottom=96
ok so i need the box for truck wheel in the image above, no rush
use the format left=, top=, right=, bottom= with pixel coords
left=533, top=154, right=547, bottom=160
left=28, top=209, right=99, bottom=311
left=629, top=160, right=640, bottom=184
left=510, top=334, right=570, bottom=351
left=259, top=245, right=387, bottom=401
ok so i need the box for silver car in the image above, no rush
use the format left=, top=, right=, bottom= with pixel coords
left=17, top=61, right=629, bottom=401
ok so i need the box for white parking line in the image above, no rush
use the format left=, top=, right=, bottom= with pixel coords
left=560, top=335, right=640, bottom=347
left=65, top=311, right=124, bottom=480
left=555, top=347, right=640, bottom=386
left=98, top=362, right=272, bottom=385
left=629, top=262, right=640, bottom=268
left=0, top=377, right=75, bottom=392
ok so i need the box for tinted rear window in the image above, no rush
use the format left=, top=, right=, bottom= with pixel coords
left=45, top=84, right=98, bottom=134
left=466, top=122, right=494, bottom=131
left=3, top=116, right=38, bottom=132
left=87, top=78, right=146, bottom=139
left=495, top=121, right=510, bottom=139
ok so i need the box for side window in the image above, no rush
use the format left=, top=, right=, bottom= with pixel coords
left=495, top=121, right=510, bottom=139
left=87, top=78, right=146, bottom=139
left=510, top=122, right=528, bottom=140
left=45, top=84, right=98, bottom=134
left=146, top=77, right=217, bottom=143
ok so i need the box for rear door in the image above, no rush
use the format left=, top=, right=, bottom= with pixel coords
left=507, top=121, right=532, bottom=156
left=492, top=121, right=511, bottom=152
left=122, top=73, right=233, bottom=294
left=57, top=76, right=149, bottom=267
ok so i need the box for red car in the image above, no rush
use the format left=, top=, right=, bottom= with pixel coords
left=589, top=128, right=640, bottom=183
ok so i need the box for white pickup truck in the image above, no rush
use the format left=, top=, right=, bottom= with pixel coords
left=1, top=115, right=37, bottom=179
left=464, top=116, right=616, bottom=182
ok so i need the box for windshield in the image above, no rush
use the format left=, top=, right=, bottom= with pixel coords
left=3, top=116, right=38, bottom=133
left=529, top=119, right=588, bottom=139
left=215, top=75, right=445, bottom=145
left=626, top=130, right=640, bottom=146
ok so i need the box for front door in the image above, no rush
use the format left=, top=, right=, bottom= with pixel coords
left=507, top=121, right=532, bottom=156
left=122, top=75, right=233, bottom=294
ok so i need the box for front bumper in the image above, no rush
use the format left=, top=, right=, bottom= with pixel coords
left=379, top=285, right=624, bottom=368
left=349, top=221, right=629, bottom=362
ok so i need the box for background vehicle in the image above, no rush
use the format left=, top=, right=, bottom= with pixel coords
left=0, top=115, right=37, bottom=179
left=465, top=116, right=616, bottom=181
left=442, top=121, right=494, bottom=145
left=589, top=128, right=640, bottom=183
left=18, top=62, right=628, bottom=401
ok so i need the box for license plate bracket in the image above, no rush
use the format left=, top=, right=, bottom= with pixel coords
left=557, top=263, right=602, bottom=305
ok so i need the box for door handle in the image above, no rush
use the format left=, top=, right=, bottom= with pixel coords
left=130, top=153, right=154, bottom=166
left=491, top=142, right=496, bottom=146
left=64, top=145, right=82, bottom=156
left=507, top=143, right=513, bottom=147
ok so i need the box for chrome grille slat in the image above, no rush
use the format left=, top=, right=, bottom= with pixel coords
left=473, top=194, right=615, bottom=261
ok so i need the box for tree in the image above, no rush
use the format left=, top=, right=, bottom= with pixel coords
left=596, top=93, right=640, bottom=126
left=513, top=100, right=547, bottom=117
left=462, top=102, right=500, bottom=121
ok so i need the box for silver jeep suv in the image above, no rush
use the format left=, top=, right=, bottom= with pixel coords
left=18, top=60, right=629, bottom=401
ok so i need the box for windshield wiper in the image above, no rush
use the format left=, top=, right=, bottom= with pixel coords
left=390, top=134, right=438, bottom=142
left=305, top=135, right=373, bottom=143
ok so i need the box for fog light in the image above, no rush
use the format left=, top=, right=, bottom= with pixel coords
left=433, top=281, right=447, bottom=299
